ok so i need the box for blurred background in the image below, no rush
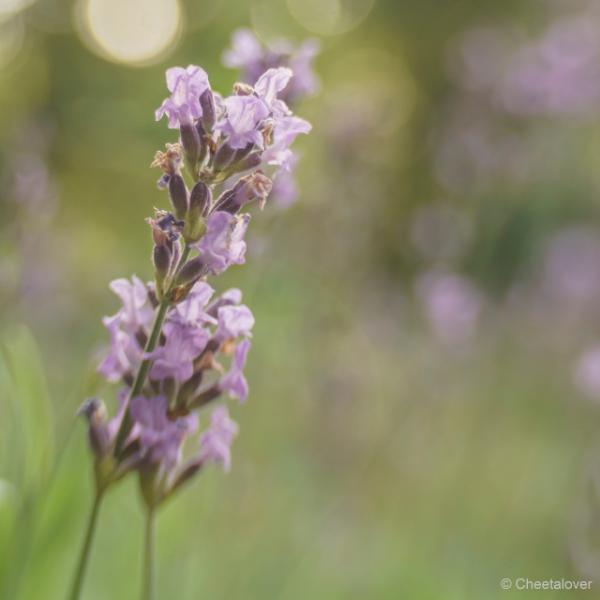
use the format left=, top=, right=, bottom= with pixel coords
left=3, top=0, right=600, bottom=598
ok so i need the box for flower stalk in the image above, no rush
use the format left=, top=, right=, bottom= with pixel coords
left=142, top=508, right=156, bottom=600
left=67, top=491, right=104, bottom=600
left=74, top=31, right=317, bottom=599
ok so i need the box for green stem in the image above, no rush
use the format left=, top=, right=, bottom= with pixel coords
left=141, top=508, right=156, bottom=600
left=67, top=491, right=104, bottom=600
left=114, top=245, right=192, bottom=455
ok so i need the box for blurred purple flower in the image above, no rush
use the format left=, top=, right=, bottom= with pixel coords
left=416, top=271, right=483, bottom=345
left=108, top=276, right=154, bottom=333
left=574, top=346, right=600, bottom=402
left=97, top=315, right=144, bottom=382
left=541, top=227, right=600, bottom=307
left=170, top=281, right=216, bottom=327
left=198, top=405, right=238, bottom=472
left=148, top=322, right=209, bottom=382
left=500, top=17, right=600, bottom=117
left=156, top=65, right=210, bottom=128
left=223, top=28, right=320, bottom=103
left=219, top=339, right=251, bottom=402
left=271, top=166, right=299, bottom=208
left=131, top=395, right=198, bottom=468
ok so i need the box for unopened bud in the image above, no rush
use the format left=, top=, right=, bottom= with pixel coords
left=176, top=257, right=206, bottom=286
left=180, top=123, right=201, bottom=168
left=168, top=174, right=189, bottom=220
left=153, top=245, right=171, bottom=293
left=189, top=181, right=211, bottom=217
left=213, top=171, right=273, bottom=213
left=77, top=398, right=110, bottom=458
left=213, top=143, right=236, bottom=172
left=176, top=371, right=204, bottom=408
left=183, top=181, right=210, bottom=243
left=168, top=459, right=203, bottom=497
left=235, top=152, right=262, bottom=173
left=200, top=89, right=216, bottom=132
left=189, top=384, right=222, bottom=409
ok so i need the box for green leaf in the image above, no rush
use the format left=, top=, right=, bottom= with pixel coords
left=1, top=326, right=55, bottom=492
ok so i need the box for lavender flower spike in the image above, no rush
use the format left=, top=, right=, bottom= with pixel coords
left=155, top=65, right=210, bottom=129
left=73, top=37, right=315, bottom=600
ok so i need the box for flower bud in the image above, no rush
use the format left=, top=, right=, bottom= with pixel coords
left=168, top=173, right=189, bottom=220
left=183, top=181, right=210, bottom=243
left=168, top=459, right=203, bottom=497
left=213, top=171, right=273, bottom=213
left=180, top=123, right=201, bottom=168
left=176, top=257, right=206, bottom=286
left=153, top=244, right=171, bottom=293
left=200, top=89, right=216, bottom=132
left=235, top=152, right=262, bottom=173
left=190, top=181, right=211, bottom=217
left=176, top=370, right=204, bottom=409
left=78, top=398, right=110, bottom=458
left=213, top=143, right=236, bottom=172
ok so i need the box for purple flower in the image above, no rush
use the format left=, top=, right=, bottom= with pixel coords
left=416, top=271, right=483, bottom=346
left=197, top=211, right=250, bottom=275
left=98, top=315, right=143, bottom=382
left=171, top=281, right=216, bottom=327
left=222, top=29, right=320, bottom=104
left=255, top=67, right=293, bottom=116
left=287, top=39, right=320, bottom=101
left=222, top=29, right=264, bottom=72
left=215, top=95, right=269, bottom=149
left=207, top=288, right=243, bottom=317
left=155, top=65, right=210, bottom=129
left=78, top=389, right=131, bottom=458
left=148, top=322, right=209, bottom=382
left=574, top=346, right=600, bottom=402
left=108, top=276, right=154, bottom=333
left=271, top=155, right=299, bottom=207
left=131, top=395, right=198, bottom=468
left=198, top=406, right=238, bottom=472
left=215, top=304, right=254, bottom=341
left=219, top=339, right=251, bottom=402
left=263, top=116, right=311, bottom=168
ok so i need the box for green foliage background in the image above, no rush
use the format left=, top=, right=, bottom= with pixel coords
left=1, top=0, right=598, bottom=598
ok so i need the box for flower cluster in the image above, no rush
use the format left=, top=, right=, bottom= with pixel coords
left=223, top=29, right=319, bottom=207
left=80, top=55, right=311, bottom=510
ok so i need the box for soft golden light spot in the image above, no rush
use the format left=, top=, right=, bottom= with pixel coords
left=286, top=0, right=375, bottom=35
left=75, top=0, right=182, bottom=66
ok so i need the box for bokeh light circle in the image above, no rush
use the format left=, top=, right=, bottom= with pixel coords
left=0, top=0, right=35, bottom=22
left=0, top=16, right=24, bottom=68
left=75, top=0, right=182, bottom=66
left=286, top=0, right=375, bottom=35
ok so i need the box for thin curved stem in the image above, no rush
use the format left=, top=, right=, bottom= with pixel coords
left=67, top=491, right=104, bottom=600
left=114, top=245, right=192, bottom=455
left=141, top=508, right=156, bottom=600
